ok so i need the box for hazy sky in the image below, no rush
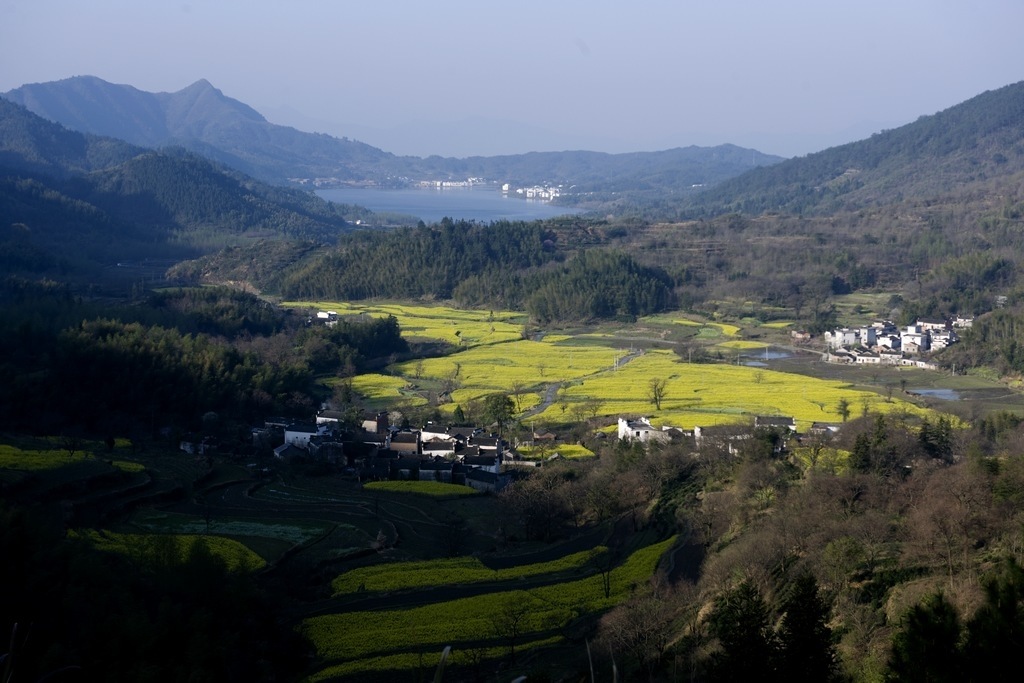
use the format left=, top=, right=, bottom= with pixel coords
left=3, top=0, right=1023, bottom=158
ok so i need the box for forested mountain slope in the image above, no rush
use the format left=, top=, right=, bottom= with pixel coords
left=0, top=97, right=141, bottom=176
left=673, top=80, right=1024, bottom=218
left=0, top=101, right=353, bottom=282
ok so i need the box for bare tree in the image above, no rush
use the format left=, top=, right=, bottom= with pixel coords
left=489, top=595, right=532, bottom=662
left=509, top=380, right=526, bottom=413
left=597, top=589, right=680, bottom=678
left=906, top=463, right=993, bottom=589
left=648, top=377, right=668, bottom=410
left=60, top=431, right=84, bottom=459
left=441, top=362, right=462, bottom=395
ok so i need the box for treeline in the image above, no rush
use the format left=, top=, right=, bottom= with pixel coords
left=81, top=149, right=354, bottom=243
left=52, top=319, right=307, bottom=431
left=0, top=278, right=405, bottom=435
left=886, top=564, right=1024, bottom=683
left=275, top=218, right=561, bottom=300
left=452, top=249, right=674, bottom=322
left=179, top=219, right=676, bottom=323
left=143, top=287, right=285, bottom=337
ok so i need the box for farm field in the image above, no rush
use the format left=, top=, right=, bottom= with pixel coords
left=517, top=443, right=595, bottom=459
left=303, top=536, right=676, bottom=680
left=529, top=349, right=930, bottom=430
left=7, top=298, right=1014, bottom=682
left=361, top=480, right=479, bottom=498
left=330, top=546, right=607, bottom=595
left=297, top=300, right=937, bottom=431
left=0, top=441, right=142, bottom=473
left=70, top=528, right=267, bottom=571
left=282, top=300, right=526, bottom=346
left=129, top=509, right=333, bottom=546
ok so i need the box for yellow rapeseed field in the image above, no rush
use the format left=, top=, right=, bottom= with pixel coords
left=531, top=349, right=929, bottom=430
left=718, top=340, right=769, bottom=350
left=292, top=301, right=936, bottom=431
left=394, top=339, right=626, bottom=394
left=282, top=300, right=524, bottom=347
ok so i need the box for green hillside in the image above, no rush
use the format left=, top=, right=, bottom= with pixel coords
left=676, top=80, right=1024, bottom=218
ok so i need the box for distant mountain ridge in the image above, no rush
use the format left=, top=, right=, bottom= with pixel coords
left=3, top=76, right=784, bottom=190
left=0, top=98, right=353, bottom=282
left=3, top=76, right=394, bottom=182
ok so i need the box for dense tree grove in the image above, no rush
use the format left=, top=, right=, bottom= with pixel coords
left=0, top=278, right=405, bottom=435
left=276, top=218, right=562, bottom=301
left=524, top=250, right=675, bottom=322
left=248, top=218, right=679, bottom=322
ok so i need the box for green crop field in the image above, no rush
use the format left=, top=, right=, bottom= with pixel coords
left=307, top=636, right=563, bottom=682
left=0, top=442, right=142, bottom=472
left=331, top=546, right=606, bottom=595
left=395, top=339, right=625, bottom=389
left=718, top=340, right=769, bottom=350
left=302, top=536, right=675, bottom=679
left=70, top=529, right=266, bottom=571
left=361, top=480, right=479, bottom=498
left=0, top=444, right=90, bottom=470
left=130, top=510, right=332, bottom=546
left=341, top=373, right=428, bottom=410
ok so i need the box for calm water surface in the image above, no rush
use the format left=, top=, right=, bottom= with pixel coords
left=909, top=388, right=961, bottom=401
left=317, top=187, right=581, bottom=223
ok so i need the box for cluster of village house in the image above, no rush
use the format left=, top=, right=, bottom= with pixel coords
left=243, top=411, right=512, bottom=492
left=181, top=410, right=840, bottom=489
left=501, top=183, right=562, bottom=200
left=238, top=413, right=832, bottom=489
left=617, top=415, right=839, bottom=454
left=822, top=317, right=972, bottom=368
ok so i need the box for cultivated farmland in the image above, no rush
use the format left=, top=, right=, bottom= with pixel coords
left=299, top=301, right=935, bottom=431
left=303, top=536, right=675, bottom=680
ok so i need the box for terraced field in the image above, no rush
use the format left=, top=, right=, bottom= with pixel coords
left=304, top=536, right=676, bottom=680
left=70, top=528, right=267, bottom=571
